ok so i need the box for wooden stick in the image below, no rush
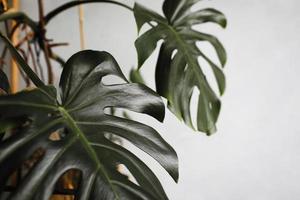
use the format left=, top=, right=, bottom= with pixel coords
left=10, top=0, right=19, bottom=93
left=78, top=1, right=85, bottom=50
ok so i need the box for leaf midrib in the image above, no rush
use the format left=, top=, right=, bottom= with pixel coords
left=151, top=15, right=220, bottom=133
left=138, top=5, right=207, bottom=90
left=141, top=9, right=208, bottom=92
left=158, top=20, right=219, bottom=100
left=163, top=25, right=206, bottom=90
left=58, top=107, right=120, bottom=199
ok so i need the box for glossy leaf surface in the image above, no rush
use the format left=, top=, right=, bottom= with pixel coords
left=0, top=50, right=178, bottom=200
left=134, top=0, right=227, bottom=135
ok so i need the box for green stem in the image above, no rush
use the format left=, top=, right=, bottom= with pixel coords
left=0, top=12, right=39, bottom=33
left=44, top=0, right=133, bottom=25
left=0, top=32, right=45, bottom=88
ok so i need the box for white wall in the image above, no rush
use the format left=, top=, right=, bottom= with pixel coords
left=21, top=0, right=300, bottom=199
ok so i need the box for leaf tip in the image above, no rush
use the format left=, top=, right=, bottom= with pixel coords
left=169, top=149, right=179, bottom=183
left=221, top=18, right=227, bottom=29
left=157, top=103, right=165, bottom=122
left=220, top=85, right=226, bottom=96
left=206, top=128, right=217, bottom=136
left=221, top=55, right=227, bottom=67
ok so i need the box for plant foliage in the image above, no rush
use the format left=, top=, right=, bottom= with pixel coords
left=0, top=0, right=227, bottom=198
left=133, top=0, right=227, bottom=135
left=0, top=37, right=178, bottom=199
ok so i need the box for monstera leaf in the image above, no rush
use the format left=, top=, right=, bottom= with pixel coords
left=0, top=48, right=178, bottom=199
left=134, top=0, right=227, bottom=135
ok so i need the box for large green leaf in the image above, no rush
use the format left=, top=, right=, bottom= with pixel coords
left=134, top=0, right=227, bottom=135
left=0, top=50, right=178, bottom=199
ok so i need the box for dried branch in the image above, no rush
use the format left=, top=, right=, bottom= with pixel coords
left=38, top=0, right=53, bottom=84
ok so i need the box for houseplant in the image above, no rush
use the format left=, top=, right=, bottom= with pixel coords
left=0, top=0, right=226, bottom=199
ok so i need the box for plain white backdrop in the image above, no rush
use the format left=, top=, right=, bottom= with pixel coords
left=20, top=0, right=300, bottom=199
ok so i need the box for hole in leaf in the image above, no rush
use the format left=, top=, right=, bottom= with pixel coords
left=103, top=107, right=115, bottom=115
left=104, top=133, right=123, bottom=145
left=117, top=163, right=137, bottom=184
left=150, top=21, right=158, bottom=26
left=139, top=22, right=155, bottom=33
left=49, top=132, right=61, bottom=141
left=52, top=169, right=82, bottom=199
left=104, top=107, right=158, bottom=125
left=0, top=117, right=31, bottom=142
left=171, top=49, right=178, bottom=59
left=102, top=74, right=126, bottom=86
left=48, top=128, right=67, bottom=141
left=191, top=87, right=200, bottom=128
left=209, top=102, right=213, bottom=110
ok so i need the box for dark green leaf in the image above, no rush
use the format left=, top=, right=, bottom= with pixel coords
left=163, top=0, right=200, bottom=24
left=135, top=27, right=165, bottom=68
left=134, top=1, right=227, bottom=134
left=155, top=44, right=172, bottom=98
left=0, top=50, right=177, bottom=199
left=133, top=3, right=166, bottom=32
